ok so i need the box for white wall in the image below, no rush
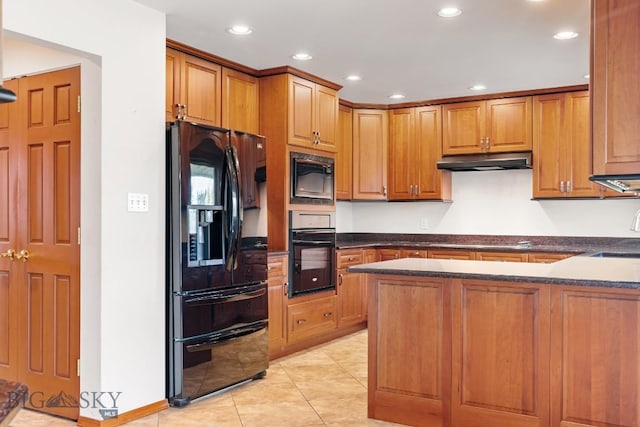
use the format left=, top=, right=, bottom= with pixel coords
left=5, top=0, right=166, bottom=419
left=337, top=169, right=640, bottom=237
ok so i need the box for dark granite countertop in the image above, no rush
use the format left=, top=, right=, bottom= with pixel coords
left=336, top=233, right=640, bottom=256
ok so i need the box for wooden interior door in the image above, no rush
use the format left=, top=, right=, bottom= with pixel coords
left=13, top=67, right=81, bottom=419
left=0, top=79, right=19, bottom=382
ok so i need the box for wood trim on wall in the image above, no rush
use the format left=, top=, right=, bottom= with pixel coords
left=168, top=39, right=588, bottom=111
left=76, top=400, right=168, bottom=427
left=166, top=39, right=258, bottom=76
left=258, top=66, right=343, bottom=91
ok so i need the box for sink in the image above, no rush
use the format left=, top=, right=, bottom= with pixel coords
left=589, top=252, right=640, bottom=258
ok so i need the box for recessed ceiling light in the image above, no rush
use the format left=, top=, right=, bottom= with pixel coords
left=292, top=52, right=312, bottom=61
left=553, top=31, right=578, bottom=40
left=226, top=25, right=253, bottom=36
left=469, top=84, right=487, bottom=91
left=389, top=94, right=405, bottom=100
left=346, top=75, right=362, bottom=81
left=437, top=7, right=462, bottom=18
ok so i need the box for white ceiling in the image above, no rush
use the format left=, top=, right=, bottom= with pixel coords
left=133, top=0, right=590, bottom=105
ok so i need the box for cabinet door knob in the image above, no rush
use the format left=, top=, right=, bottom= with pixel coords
left=323, top=312, right=332, bottom=318
left=338, top=273, right=343, bottom=285
left=297, top=319, right=306, bottom=325
left=383, top=185, right=387, bottom=196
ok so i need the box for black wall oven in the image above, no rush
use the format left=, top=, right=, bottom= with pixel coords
left=288, top=211, right=336, bottom=297
left=290, top=152, right=334, bottom=205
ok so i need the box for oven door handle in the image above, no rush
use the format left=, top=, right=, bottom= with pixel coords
left=185, top=322, right=267, bottom=352
left=291, top=239, right=334, bottom=246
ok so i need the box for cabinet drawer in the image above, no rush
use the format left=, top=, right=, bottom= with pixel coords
left=267, top=254, right=287, bottom=277
left=476, top=251, right=528, bottom=262
left=287, top=295, right=337, bottom=342
left=401, top=249, right=429, bottom=258
left=337, top=250, right=364, bottom=268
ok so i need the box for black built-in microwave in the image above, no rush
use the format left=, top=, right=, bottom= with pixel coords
left=290, top=152, right=334, bottom=205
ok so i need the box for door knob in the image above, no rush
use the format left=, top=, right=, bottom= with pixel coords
left=1, top=249, right=16, bottom=260
left=15, top=249, right=30, bottom=262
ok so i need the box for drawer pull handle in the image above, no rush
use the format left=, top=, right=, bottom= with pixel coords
left=323, top=312, right=332, bottom=318
left=297, top=319, right=306, bottom=325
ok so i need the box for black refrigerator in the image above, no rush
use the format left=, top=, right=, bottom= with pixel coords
left=166, top=121, right=268, bottom=407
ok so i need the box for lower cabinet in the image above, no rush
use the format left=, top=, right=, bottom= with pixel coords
left=368, top=275, right=639, bottom=427
left=287, top=295, right=337, bottom=343
left=475, top=251, right=529, bottom=262
left=337, top=249, right=367, bottom=327
left=428, top=249, right=475, bottom=260
left=267, top=253, right=288, bottom=358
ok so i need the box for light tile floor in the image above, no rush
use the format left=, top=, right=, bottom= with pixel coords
left=10, top=329, right=406, bottom=426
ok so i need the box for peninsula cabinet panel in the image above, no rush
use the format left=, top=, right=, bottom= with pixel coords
left=166, top=48, right=222, bottom=126
left=443, top=97, right=532, bottom=155
left=388, top=106, right=450, bottom=200
left=550, top=287, right=640, bottom=427
left=221, top=68, right=259, bottom=134
left=591, top=0, right=640, bottom=175
left=352, top=109, right=388, bottom=200
left=368, top=276, right=451, bottom=427
left=533, top=91, right=598, bottom=198
left=451, top=280, right=550, bottom=427
left=336, top=104, right=353, bottom=200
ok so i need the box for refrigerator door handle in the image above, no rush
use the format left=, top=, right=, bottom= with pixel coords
left=224, top=145, right=241, bottom=271
left=230, top=144, right=243, bottom=265
left=185, top=322, right=267, bottom=352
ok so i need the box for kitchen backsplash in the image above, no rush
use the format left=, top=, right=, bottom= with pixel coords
left=336, top=169, right=640, bottom=237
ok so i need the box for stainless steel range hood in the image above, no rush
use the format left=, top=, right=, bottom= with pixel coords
left=589, top=175, right=640, bottom=194
left=436, top=152, right=532, bottom=171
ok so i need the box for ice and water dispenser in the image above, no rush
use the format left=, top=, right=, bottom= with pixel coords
left=186, top=206, right=223, bottom=267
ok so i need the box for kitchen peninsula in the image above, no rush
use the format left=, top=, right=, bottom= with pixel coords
left=350, top=254, right=640, bottom=427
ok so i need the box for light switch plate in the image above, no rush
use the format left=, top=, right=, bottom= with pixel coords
left=127, top=193, right=149, bottom=212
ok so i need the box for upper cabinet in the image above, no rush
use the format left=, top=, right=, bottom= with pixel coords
left=166, top=48, right=222, bottom=127
left=352, top=109, right=388, bottom=200
left=288, top=75, right=339, bottom=152
left=222, top=68, right=259, bottom=134
left=442, top=97, right=532, bottom=155
left=591, top=0, right=640, bottom=175
left=533, top=91, right=599, bottom=198
left=388, top=106, right=451, bottom=200
left=336, top=104, right=353, bottom=200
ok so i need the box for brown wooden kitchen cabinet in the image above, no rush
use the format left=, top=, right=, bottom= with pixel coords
left=550, top=285, right=640, bottom=427
left=221, top=67, right=259, bottom=134
left=442, top=97, right=532, bottom=155
left=165, top=48, right=222, bottom=126
left=352, top=109, right=388, bottom=200
left=475, top=251, right=528, bottom=262
left=336, top=104, right=353, bottom=200
left=287, top=74, right=338, bottom=152
left=286, top=294, right=337, bottom=343
left=401, top=249, right=429, bottom=258
left=378, top=248, right=401, bottom=261
left=591, top=0, right=640, bottom=175
left=336, top=249, right=367, bottom=327
left=528, top=252, right=572, bottom=263
left=428, top=249, right=475, bottom=260
left=451, top=279, right=550, bottom=427
left=533, top=91, right=599, bottom=198
left=267, top=253, right=288, bottom=358
left=368, top=275, right=452, bottom=427
left=388, top=106, right=451, bottom=200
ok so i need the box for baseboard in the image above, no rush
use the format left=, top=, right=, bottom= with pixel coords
left=76, top=399, right=168, bottom=427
